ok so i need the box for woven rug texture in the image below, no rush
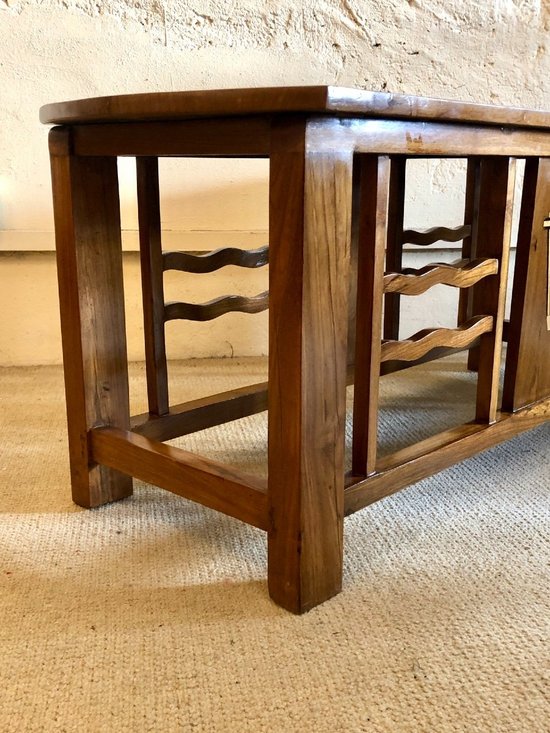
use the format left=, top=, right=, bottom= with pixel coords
left=0, top=357, right=548, bottom=732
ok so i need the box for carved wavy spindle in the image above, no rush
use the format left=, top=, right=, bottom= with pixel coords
left=164, top=291, right=269, bottom=322
left=383, top=257, right=499, bottom=295
left=380, top=315, right=494, bottom=362
left=163, top=245, right=269, bottom=273
left=401, top=224, right=472, bottom=246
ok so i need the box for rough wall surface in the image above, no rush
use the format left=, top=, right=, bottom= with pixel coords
left=1, top=0, right=549, bottom=238
left=3, top=1, right=548, bottom=100
left=0, top=1, right=549, bottom=362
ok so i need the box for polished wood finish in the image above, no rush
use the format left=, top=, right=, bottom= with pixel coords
left=345, top=396, right=550, bottom=515
left=130, top=381, right=268, bottom=442
left=383, top=157, right=407, bottom=341
left=164, top=291, right=269, bottom=322
left=137, top=157, right=169, bottom=416
left=44, top=87, right=550, bottom=615
left=401, top=224, right=472, bottom=246
left=70, top=119, right=271, bottom=158
left=503, top=157, right=550, bottom=410
left=163, top=242, right=269, bottom=323
left=346, top=163, right=361, bottom=367
left=91, top=427, right=268, bottom=530
left=381, top=316, right=494, bottom=363
left=310, top=118, right=550, bottom=158
left=267, top=118, right=353, bottom=613
left=379, top=344, right=481, bottom=376
left=471, top=158, right=516, bottom=423
left=130, top=365, right=357, bottom=444
left=383, top=258, right=498, bottom=295
left=40, top=86, right=550, bottom=129
left=49, top=129, right=132, bottom=508
left=66, top=118, right=550, bottom=161
left=352, top=156, right=390, bottom=476
left=163, top=245, right=268, bottom=273
left=458, top=158, right=480, bottom=327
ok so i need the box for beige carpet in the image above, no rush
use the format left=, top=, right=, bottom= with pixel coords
left=0, top=357, right=548, bottom=732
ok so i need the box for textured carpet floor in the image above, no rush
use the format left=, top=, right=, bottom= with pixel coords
left=0, top=358, right=548, bottom=732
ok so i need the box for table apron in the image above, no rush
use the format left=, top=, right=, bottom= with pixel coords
left=64, top=117, right=550, bottom=159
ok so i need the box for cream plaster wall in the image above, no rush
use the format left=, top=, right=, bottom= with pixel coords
left=0, top=0, right=549, bottom=364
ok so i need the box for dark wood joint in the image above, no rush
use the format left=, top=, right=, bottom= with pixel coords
left=48, top=126, right=73, bottom=157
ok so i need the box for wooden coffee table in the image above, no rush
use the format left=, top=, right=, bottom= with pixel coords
left=41, top=87, right=550, bottom=613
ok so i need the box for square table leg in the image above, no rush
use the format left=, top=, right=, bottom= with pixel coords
left=267, top=118, right=354, bottom=613
left=49, top=128, right=132, bottom=508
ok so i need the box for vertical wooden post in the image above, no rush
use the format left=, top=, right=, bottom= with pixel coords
left=136, top=157, right=169, bottom=416
left=471, top=158, right=516, bottom=423
left=346, top=163, right=362, bottom=368
left=49, top=127, right=132, bottom=508
left=503, top=157, right=550, bottom=411
left=351, top=156, right=391, bottom=476
left=383, top=157, right=407, bottom=341
left=465, top=158, right=483, bottom=373
left=459, top=157, right=480, bottom=328
left=267, top=118, right=353, bottom=614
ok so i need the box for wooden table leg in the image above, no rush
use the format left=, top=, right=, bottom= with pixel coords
left=267, top=118, right=353, bottom=614
left=49, top=128, right=132, bottom=508
left=503, top=157, right=550, bottom=410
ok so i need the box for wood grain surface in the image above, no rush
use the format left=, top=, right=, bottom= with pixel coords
left=164, top=291, right=269, bottom=322
left=49, top=129, right=132, bottom=508
left=91, top=427, right=268, bottom=530
left=309, top=118, right=550, bottom=158
left=381, top=316, right=494, bottom=363
left=471, top=158, right=516, bottom=423
left=130, top=381, right=269, bottom=442
left=267, top=117, right=353, bottom=613
left=383, top=157, right=407, bottom=342
left=44, top=87, right=550, bottom=615
left=503, top=157, right=550, bottom=410
left=383, top=258, right=498, bottom=295
left=352, top=155, right=390, bottom=477
left=136, top=157, right=169, bottom=416
left=458, top=158, right=481, bottom=328
left=163, top=245, right=269, bottom=273
left=40, top=86, right=550, bottom=129
left=401, top=224, right=472, bottom=246
left=345, top=396, right=550, bottom=515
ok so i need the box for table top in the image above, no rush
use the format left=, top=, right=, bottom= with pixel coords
left=40, top=86, right=550, bottom=129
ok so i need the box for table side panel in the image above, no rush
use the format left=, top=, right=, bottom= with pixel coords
left=72, top=118, right=271, bottom=157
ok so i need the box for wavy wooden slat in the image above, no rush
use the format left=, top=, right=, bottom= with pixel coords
left=401, top=224, right=472, bottom=246
left=164, top=291, right=269, bottom=322
left=380, top=315, right=494, bottom=363
left=163, top=245, right=269, bottom=273
left=383, top=257, right=499, bottom=295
